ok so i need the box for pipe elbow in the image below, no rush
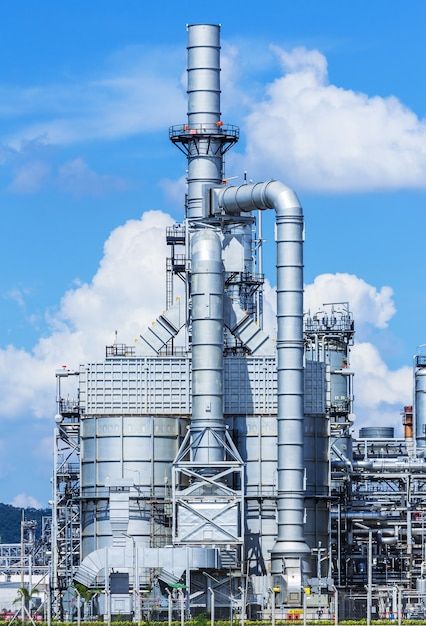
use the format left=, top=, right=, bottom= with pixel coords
left=263, top=180, right=302, bottom=219
left=216, top=179, right=302, bottom=217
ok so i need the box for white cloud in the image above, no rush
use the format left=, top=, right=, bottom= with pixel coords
left=263, top=271, right=408, bottom=432
left=240, top=45, right=426, bottom=192
left=57, top=158, right=128, bottom=196
left=262, top=272, right=396, bottom=336
left=11, top=493, right=42, bottom=509
left=351, top=342, right=411, bottom=431
left=8, top=160, right=50, bottom=193
left=0, top=210, right=174, bottom=419
left=304, top=273, right=395, bottom=330
left=5, top=47, right=185, bottom=148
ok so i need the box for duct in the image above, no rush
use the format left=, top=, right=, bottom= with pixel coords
left=190, top=229, right=225, bottom=464
left=139, top=300, right=185, bottom=355
left=214, top=180, right=311, bottom=588
left=186, top=24, right=223, bottom=219
left=223, top=295, right=271, bottom=354
left=74, top=545, right=218, bottom=588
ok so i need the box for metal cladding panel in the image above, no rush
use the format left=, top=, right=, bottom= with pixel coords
left=304, top=361, right=326, bottom=415
left=80, top=415, right=180, bottom=495
left=177, top=502, right=239, bottom=542
left=79, top=357, right=324, bottom=416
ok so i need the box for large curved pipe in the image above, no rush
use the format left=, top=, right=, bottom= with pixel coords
left=216, top=180, right=311, bottom=577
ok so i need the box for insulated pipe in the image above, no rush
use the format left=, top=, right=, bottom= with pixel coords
left=186, top=24, right=223, bottom=218
left=190, top=229, right=225, bottom=465
left=354, top=460, right=426, bottom=471
left=216, top=180, right=311, bottom=577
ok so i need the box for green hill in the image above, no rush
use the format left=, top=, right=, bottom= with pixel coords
left=0, top=503, right=51, bottom=543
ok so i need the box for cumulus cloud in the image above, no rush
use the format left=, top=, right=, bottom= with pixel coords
left=305, top=273, right=395, bottom=330
left=351, top=342, right=412, bottom=431
left=263, top=271, right=409, bottom=432
left=0, top=216, right=410, bottom=435
left=240, top=45, right=426, bottom=192
left=11, top=493, right=42, bottom=509
left=0, top=210, right=174, bottom=419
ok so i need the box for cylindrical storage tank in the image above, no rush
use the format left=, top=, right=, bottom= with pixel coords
left=80, top=414, right=183, bottom=558
left=359, top=426, right=394, bottom=439
left=415, top=367, right=426, bottom=448
left=304, top=413, right=329, bottom=551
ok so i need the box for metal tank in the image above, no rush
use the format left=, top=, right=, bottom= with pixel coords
left=80, top=413, right=183, bottom=558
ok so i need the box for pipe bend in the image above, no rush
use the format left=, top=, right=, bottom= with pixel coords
left=217, top=179, right=302, bottom=218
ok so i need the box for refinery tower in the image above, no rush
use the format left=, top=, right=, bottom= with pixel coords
left=51, top=23, right=426, bottom=623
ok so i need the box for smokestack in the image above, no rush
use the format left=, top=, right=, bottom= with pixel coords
left=170, top=25, right=238, bottom=220
left=186, top=24, right=222, bottom=219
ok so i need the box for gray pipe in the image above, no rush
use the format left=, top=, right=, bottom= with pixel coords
left=216, top=180, right=311, bottom=577
left=186, top=24, right=223, bottom=219
left=190, top=229, right=225, bottom=465
left=354, top=460, right=426, bottom=472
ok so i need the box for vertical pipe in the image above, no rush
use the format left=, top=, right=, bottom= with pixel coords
left=216, top=181, right=311, bottom=581
left=167, top=590, right=172, bottom=626
left=367, top=530, right=372, bottom=626
left=273, top=186, right=311, bottom=579
left=190, top=228, right=225, bottom=464
left=186, top=24, right=223, bottom=219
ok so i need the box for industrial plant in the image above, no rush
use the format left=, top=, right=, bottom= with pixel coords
left=2, top=23, right=426, bottom=624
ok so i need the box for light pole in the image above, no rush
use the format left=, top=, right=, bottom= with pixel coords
left=121, top=532, right=140, bottom=626
left=397, top=586, right=402, bottom=626
left=238, top=585, right=245, bottom=626
left=270, top=587, right=279, bottom=626
left=179, top=588, right=185, bottom=626
left=331, top=585, right=338, bottom=626
left=208, top=587, right=215, bottom=626
left=166, top=589, right=172, bottom=626
left=354, top=522, right=373, bottom=626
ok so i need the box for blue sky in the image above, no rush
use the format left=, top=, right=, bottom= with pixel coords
left=1, top=0, right=426, bottom=506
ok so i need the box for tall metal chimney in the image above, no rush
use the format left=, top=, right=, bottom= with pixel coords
left=170, top=24, right=238, bottom=219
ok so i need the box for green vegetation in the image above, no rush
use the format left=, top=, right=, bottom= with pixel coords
left=0, top=503, right=50, bottom=543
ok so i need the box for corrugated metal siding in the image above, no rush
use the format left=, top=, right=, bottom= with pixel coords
left=79, top=356, right=325, bottom=416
